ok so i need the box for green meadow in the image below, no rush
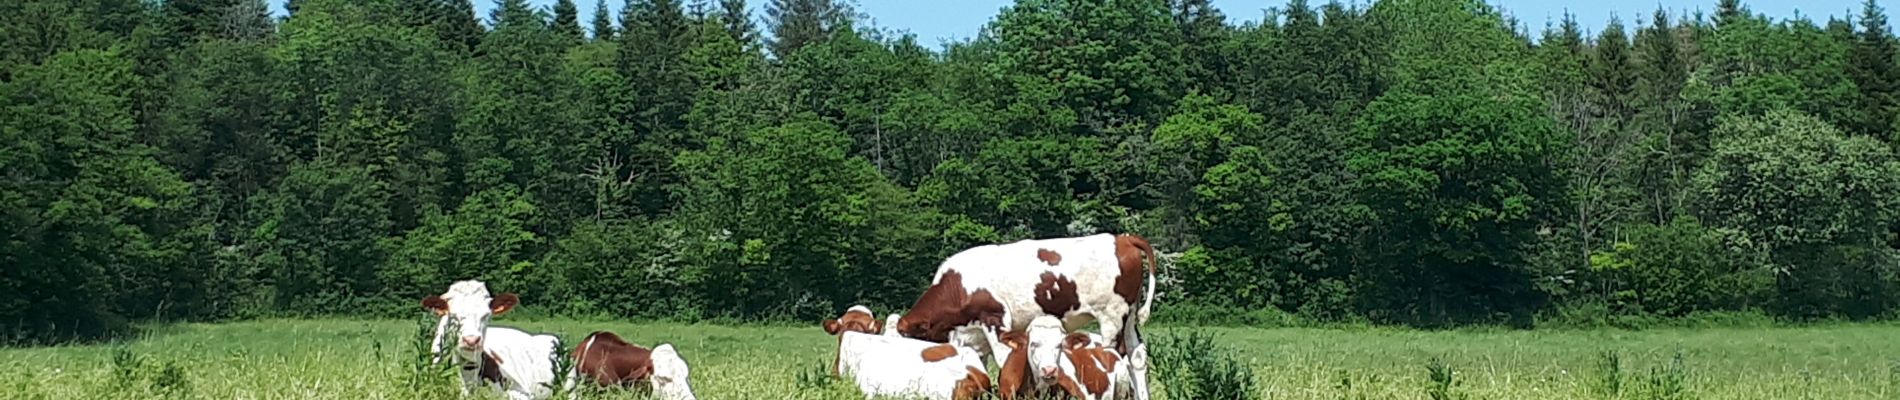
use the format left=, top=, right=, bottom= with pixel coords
left=3, top=319, right=1897, bottom=399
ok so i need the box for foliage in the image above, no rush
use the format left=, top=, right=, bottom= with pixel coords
left=1150, top=331, right=1260, bottom=400
left=11, top=0, right=1900, bottom=337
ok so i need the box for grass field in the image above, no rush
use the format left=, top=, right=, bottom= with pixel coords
left=2, top=318, right=1898, bottom=399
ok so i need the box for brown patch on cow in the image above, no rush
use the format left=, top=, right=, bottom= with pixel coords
left=898, top=271, right=1008, bottom=343
left=920, top=344, right=960, bottom=362
left=1037, top=248, right=1063, bottom=266
left=478, top=351, right=505, bottom=384
left=824, top=308, right=880, bottom=336
left=489, top=293, right=520, bottom=315
left=1113, top=234, right=1157, bottom=307
left=997, top=332, right=1034, bottom=400
left=1034, top=272, right=1081, bottom=316
left=572, top=331, right=655, bottom=389
left=954, top=366, right=994, bottom=400
left=422, top=296, right=449, bottom=315
left=1066, top=347, right=1119, bottom=397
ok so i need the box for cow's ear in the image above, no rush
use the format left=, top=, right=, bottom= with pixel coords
left=1000, top=332, right=1026, bottom=350
left=823, top=319, right=842, bottom=335
left=490, top=293, right=520, bottom=315
left=1062, top=333, right=1091, bottom=350
left=422, top=296, right=449, bottom=316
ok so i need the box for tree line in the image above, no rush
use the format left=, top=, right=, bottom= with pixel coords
left=5, top=0, right=1900, bottom=342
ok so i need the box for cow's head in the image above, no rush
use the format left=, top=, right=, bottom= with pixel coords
left=823, top=305, right=882, bottom=336
left=650, top=344, right=699, bottom=400
left=421, top=280, right=519, bottom=358
left=1024, top=315, right=1070, bottom=380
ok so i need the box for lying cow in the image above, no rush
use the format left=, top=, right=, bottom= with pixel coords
left=1023, top=316, right=1149, bottom=400
left=565, top=331, right=698, bottom=400
left=423, top=280, right=561, bottom=400
left=895, top=233, right=1160, bottom=366
left=826, top=307, right=991, bottom=400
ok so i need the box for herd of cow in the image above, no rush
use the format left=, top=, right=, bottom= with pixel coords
left=422, top=233, right=1162, bottom=400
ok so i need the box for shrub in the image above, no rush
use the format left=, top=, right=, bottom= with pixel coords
left=1151, top=331, right=1258, bottom=400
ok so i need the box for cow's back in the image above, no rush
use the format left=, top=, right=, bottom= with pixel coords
left=574, top=331, right=654, bottom=386
left=934, top=234, right=1122, bottom=330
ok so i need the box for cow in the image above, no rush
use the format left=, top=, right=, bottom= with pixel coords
left=1022, top=316, right=1148, bottom=400
left=422, top=280, right=561, bottom=400
left=994, top=331, right=1037, bottom=400
left=830, top=330, right=992, bottom=400
left=822, top=305, right=884, bottom=338
left=824, top=307, right=991, bottom=399
left=894, top=233, right=1160, bottom=368
left=564, top=330, right=698, bottom=400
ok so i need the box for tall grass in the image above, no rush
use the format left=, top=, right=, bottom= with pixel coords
left=1, top=320, right=1897, bottom=399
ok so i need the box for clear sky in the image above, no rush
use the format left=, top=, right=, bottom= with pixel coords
left=270, top=1, right=1888, bottom=45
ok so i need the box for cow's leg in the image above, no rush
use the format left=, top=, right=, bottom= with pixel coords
left=1097, top=305, right=1130, bottom=352
left=1120, top=309, right=1151, bottom=400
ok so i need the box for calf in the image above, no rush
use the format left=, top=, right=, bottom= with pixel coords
left=995, top=331, right=1037, bottom=400
left=566, top=331, right=699, bottom=400
left=895, top=233, right=1160, bottom=367
left=423, top=280, right=561, bottom=400
left=831, top=331, right=992, bottom=400
left=1023, top=316, right=1148, bottom=400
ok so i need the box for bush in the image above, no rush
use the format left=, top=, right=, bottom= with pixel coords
left=1150, top=331, right=1259, bottom=400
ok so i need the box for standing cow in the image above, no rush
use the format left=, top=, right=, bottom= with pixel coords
left=423, top=280, right=562, bottom=400
left=894, top=233, right=1160, bottom=368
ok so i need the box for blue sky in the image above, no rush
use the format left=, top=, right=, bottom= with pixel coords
left=271, top=1, right=1886, bottom=45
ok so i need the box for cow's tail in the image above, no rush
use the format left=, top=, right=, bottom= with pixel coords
left=564, top=333, right=598, bottom=400
left=1127, top=234, right=1160, bottom=326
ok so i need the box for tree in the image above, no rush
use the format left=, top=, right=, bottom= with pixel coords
left=245, top=164, right=393, bottom=315
left=0, top=49, right=204, bottom=341
left=1171, top=0, right=1229, bottom=98
left=1850, top=0, right=1900, bottom=142
left=989, top=0, right=1186, bottom=131
left=1691, top=110, right=1900, bottom=318
left=765, top=0, right=851, bottom=58
left=554, top=0, right=585, bottom=41
left=719, top=0, right=757, bottom=45
left=1354, top=0, right=1566, bottom=325
left=676, top=120, right=944, bottom=318
left=1590, top=18, right=1636, bottom=122
left=618, top=0, right=698, bottom=215
left=591, top=0, right=616, bottom=40
left=382, top=186, right=540, bottom=307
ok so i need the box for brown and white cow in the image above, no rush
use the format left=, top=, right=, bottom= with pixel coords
left=565, top=331, right=698, bottom=400
left=423, top=280, right=562, bottom=400
left=823, top=306, right=992, bottom=400
left=995, top=331, right=1038, bottom=400
left=895, top=233, right=1160, bottom=367
left=1023, top=316, right=1146, bottom=400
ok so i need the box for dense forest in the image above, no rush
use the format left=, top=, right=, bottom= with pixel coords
left=5, top=0, right=1900, bottom=342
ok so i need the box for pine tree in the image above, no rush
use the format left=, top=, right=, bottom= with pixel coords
left=592, top=0, right=616, bottom=40
left=619, top=0, right=699, bottom=214
left=554, top=0, right=585, bottom=41
left=1590, top=17, right=1636, bottom=122
left=766, top=0, right=849, bottom=58
left=1851, top=0, right=1900, bottom=141
left=720, top=0, right=757, bottom=46
left=1716, top=0, right=1745, bottom=29
left=492, top=0, right=540, bottom=29
left=442, top=0, right=487, bottom=52
left=1173, top=0, right=1228, bottom=98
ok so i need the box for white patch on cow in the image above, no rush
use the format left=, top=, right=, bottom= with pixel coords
left=883, top=314, right=903, bottom=337
left=650, top=344, right=699, bottom=400
left=925, top=233, right=1148, bottom=368
left=835, top=331, right=984, bottom=400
